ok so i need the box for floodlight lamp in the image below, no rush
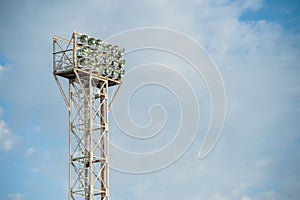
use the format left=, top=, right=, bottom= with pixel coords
left=103, top=57, right=109, bottom=64
left=95, top=89, right=101, bottom=98
left=108, top=44, right=113, bottom=51
left=90, top=59, right=96, bottom=67
left=79, top=35, right=88, bottom=44
left=95, top=66, right=104, bottom=74
left=89, top=50, right=98, bottom=58
left=112, top=69, right=120, bottom=79
left=95, top=58, right=101, bottom=65
left=120, top=69, right=125, bottom=78
left=100, top=66, right=106, bottom=75
left=101, top=52, right=107, bottom=59
left=112, top=45, right=119, bottom=54
left=78, top=58, right=89, bottom=67
left=88, top=38, right=96, bottom=46
left=109, top=55, right=114, bottom=62
left=105, top=67, right=112, bottom=76
left=119, top=60, right=125, bottom=68
left=112, top=61, right=119, bottom=68
left=118, top=48, right=125, bottom=57
left=95, top=39, right=103, bottom=46
left=108, top=56, right=112, bottom=62
left=95, top=52, right=102, bottom=58
left=80, top=46, right=89, bottom=56
left=114, top=45, right=120, bottom=52
left=103, top=44, right=109, bottom=51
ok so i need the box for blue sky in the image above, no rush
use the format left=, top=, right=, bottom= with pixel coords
left=0, top=0, right=300, bottom=200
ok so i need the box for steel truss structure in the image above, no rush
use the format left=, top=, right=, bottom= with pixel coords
left=53, top=32, right=123, bottom=200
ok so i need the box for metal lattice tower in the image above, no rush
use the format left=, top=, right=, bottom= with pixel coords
left=53, top=32, right=125, bottom=200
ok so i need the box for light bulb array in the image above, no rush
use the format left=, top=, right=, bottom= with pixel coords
left=76, top=34, right=126, bottom=80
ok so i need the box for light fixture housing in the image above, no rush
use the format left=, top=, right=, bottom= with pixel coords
left=79, top=35, right=88, bottom=44
left=76, top=33, right=126, bottom=81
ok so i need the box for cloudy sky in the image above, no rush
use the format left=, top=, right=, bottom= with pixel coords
left=0, top=0, right=300, bottom=200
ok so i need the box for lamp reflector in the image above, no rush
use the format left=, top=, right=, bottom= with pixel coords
left=79, top=35, right=88, bottom=44
left=90, top=59, right=96, bottom=67
left=105, top=67, right=112, bottom=76
left=119, top=60, right=125, bottom=68
left=120, top=69, right=125, bottom=78
left=119, top=48, right=125, bottom=56
left=89, top=50, right=98, bottom=58
left=100, top=66, right=106, bottom=75
left=114, top=45, right=120, bottom=52
left=79, top=58, right=89, bottom=66
left=108, top=44, right=113, bottom=51
left=88, top=38, right=96, bottom=46
left=80, top=47, right=89, bottom=56
left=95, top=39, right=103, bottom=46
left=112, top=69, right=120, bottom=79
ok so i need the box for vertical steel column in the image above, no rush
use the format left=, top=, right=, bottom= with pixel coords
left=84, top=78, right=89, bottom=200
left=68, top=80, right=72, bottom=200
left=67, top=74, right=110, bottom=200
left=100, top=84, right=105, bottom=200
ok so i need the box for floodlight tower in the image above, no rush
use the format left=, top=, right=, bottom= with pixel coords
left=53, top=32, right=125, bottom=200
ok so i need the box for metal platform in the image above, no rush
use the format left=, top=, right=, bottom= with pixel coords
left=53, top=68, right=121, bottom=87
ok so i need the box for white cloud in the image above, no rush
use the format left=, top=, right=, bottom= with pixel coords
left=7, top=193, right=24, bottom=200
left=0, top=107, right=20, bottom=152
left=0, top=120, right=18, bottom=151
left=241, top=195, right=251, bottom=200
left=240, top=0, right=263, bottom=11
left=0, top=64, right=6, bottom=78
left=30, top=167, right=40, bottom=173
left=0, top=64, right=10, bottom=77
left=232, top=183, right=248, bottom=198
left=26, top=147, right=35, bottom=156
